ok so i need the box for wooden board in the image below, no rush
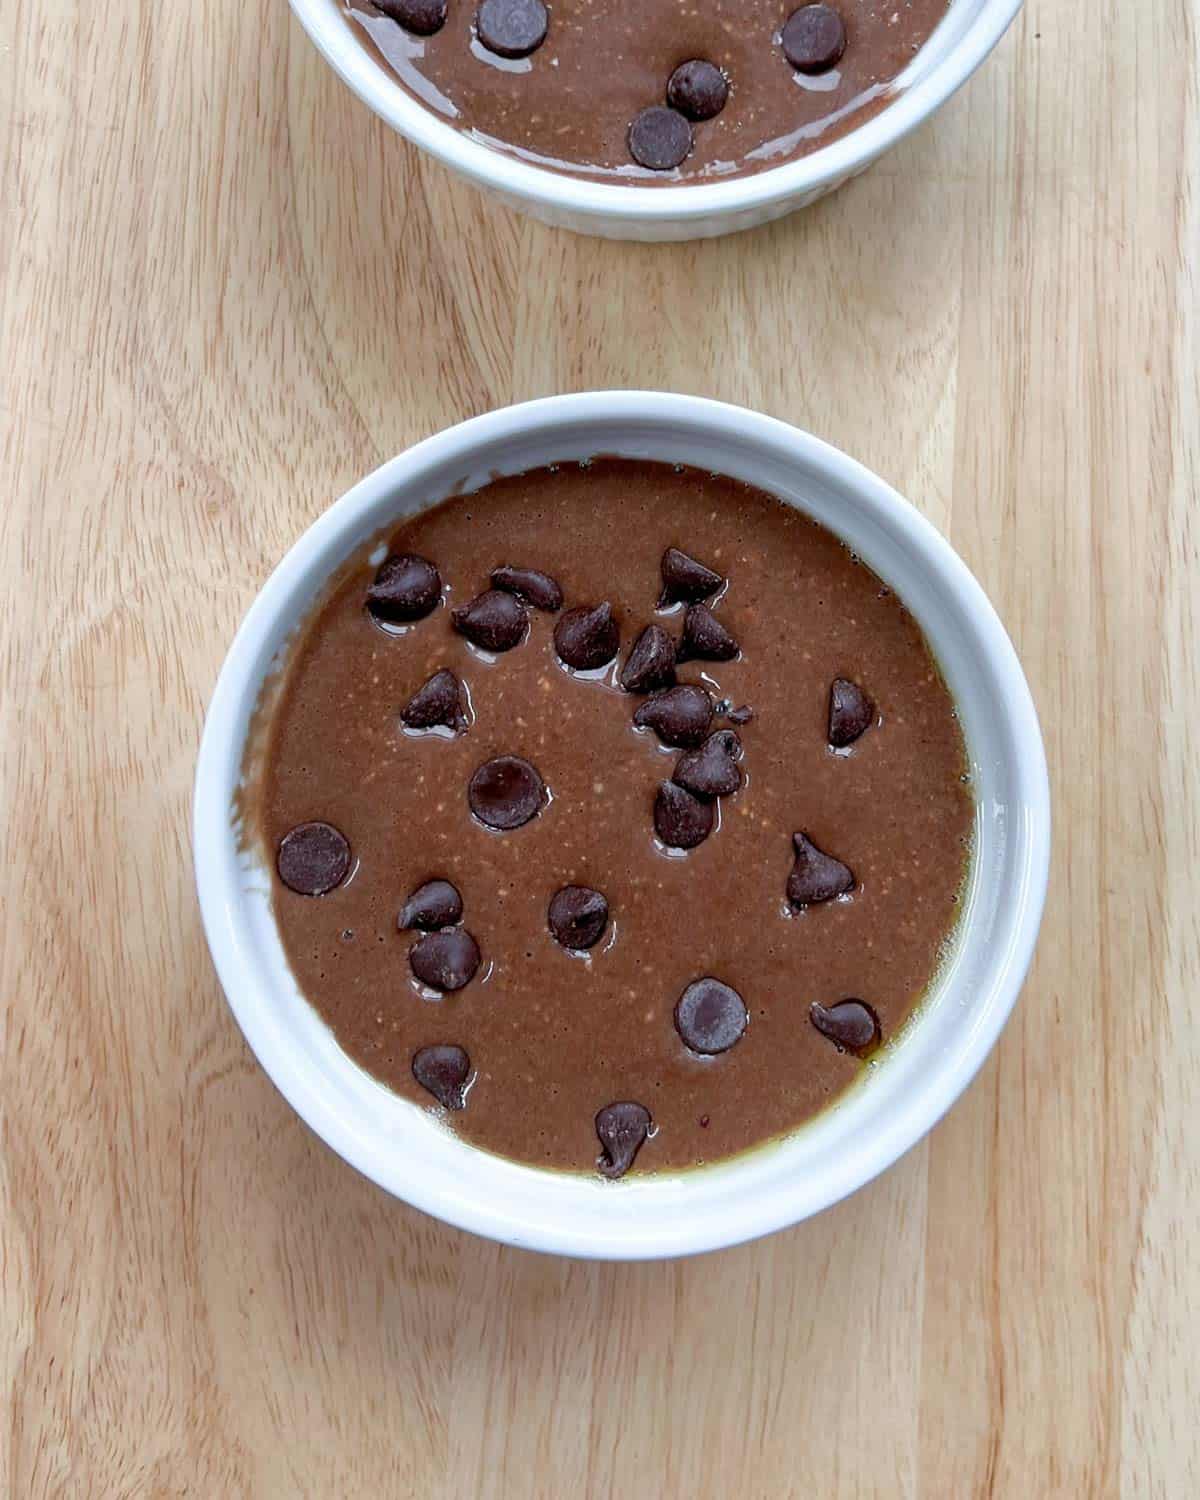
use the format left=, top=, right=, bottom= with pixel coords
left=3, top=0, right=1197, bottom=1493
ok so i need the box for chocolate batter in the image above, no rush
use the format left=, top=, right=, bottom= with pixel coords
left=347, top=1, right=952, bottom=181
left=252, top=460, right=972, bottom=1176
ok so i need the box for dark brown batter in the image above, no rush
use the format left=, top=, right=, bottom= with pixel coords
left=253, top=460, right=972, bottom=1175
left=346, top=1, right=952, bottom=181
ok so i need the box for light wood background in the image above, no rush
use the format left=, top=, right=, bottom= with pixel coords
left=3, top=0, right=1197, bottom=1494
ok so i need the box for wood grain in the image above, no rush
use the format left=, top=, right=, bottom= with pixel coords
left=3, top=0, right=1197, bottom=1493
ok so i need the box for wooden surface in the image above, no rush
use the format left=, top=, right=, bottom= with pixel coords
left=2, top=0, right=1197, bottom=1493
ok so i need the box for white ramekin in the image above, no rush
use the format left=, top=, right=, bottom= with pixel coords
left=288, top=0, right=1022, bottom=240
left=194, top=393, right=1050, bottom=1259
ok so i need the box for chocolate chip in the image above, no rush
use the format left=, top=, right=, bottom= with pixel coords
left=787, top=831, right=855, bottom=907
left=400, top=668, right=466, bottom=731
left=654, top=781, right=715, bottom=849
left=628, top=106, right=693, bottom=171
left=554, top=602, right=619, bottom=671
left=675, top=978, right=748, bottom=1055
left=412, top=1044, right=471, bottom=1109
left=452, top=589, right=528, bottom=653
left=475, top=0, right=547, bottom=57
left=782, top=4, right=847, bottom=74
left=658, top=546, right=724, bottom=607
left=548, top=885, right=610, bottom=950
left=399, top=878, right=463, bottom=931
left=595, top=1101, right=652, bottom=1179
left=727, top=704, right=755, bottom=725
left=468, top=755, right=546, bottom=830
left=277, top=822, right=351, bottom=896
left=633, top=684, right=714, bottom=747
left=409, top=928, right=481, bottom=992
left=376, top=0, right=446, bottom=35
left=672, top=730, right=743, bottom=799
left=366, top=553, right=441, bottom=623
left=620, top=624, right=678, bottom=694
left=666, top=60, right=729, bottom=122
left=490, top=564, right=563, bottom=612
left=678, top=603, right=739, bottom=662
left=810, top=999, right=880, bottom=1056
left=829, top=677, right=875, bottom=747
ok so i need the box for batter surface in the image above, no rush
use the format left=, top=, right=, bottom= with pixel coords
left=253, top=459, right=972, bottom=1176
left=347, top=1, right=954, bottom=181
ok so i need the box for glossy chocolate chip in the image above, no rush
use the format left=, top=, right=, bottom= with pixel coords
left=810, top=999, right=880, bottom=1056
left=366, top=553, right=441, bottom=623
left=400, top=668, right=466, bottom=731
left=468, top=755, right=546, bottom=830
left=490, top=564, right=563, bottom=612
left=787, top=831, right=855, bottom=907
left=276, top=822, right=351, bottom=896
left=620, top=624, right=678, bottom=694
left=666, top=60, right=729, bottom=121
left=678, top=603, right=739, bottom=662
left=672, top=730, right=743, bottom=799
left=628, top=106, right=693, bottom=171
left=399, top=878, right=463, bottom=931
left=452, top=589, right=528, bottom=653
left=412, top=1044, right=471, bottom=1109
left=654, top=780, right=715, bottom=849
left=829, top=677, right=875, bottom=747
left=781, top=4, right=847, bottom=74
left=658, top=546, right=723, bottom=606
left=409, top=928, right=481, bottom=992
left=548, top=885, right=610, bottom=951
left=675, top=978, right=748, bottom=1055
left=595, top=1101, right=652, bottom=1179
left=554, top=602, right=619, bottom=671
left=376, top=0, right=446, bottom=35
left=633, top=684, right=714, bottom=747
left=476, top=0, right=547, bottom=57
left=727, top=704, right=755, bottom=725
